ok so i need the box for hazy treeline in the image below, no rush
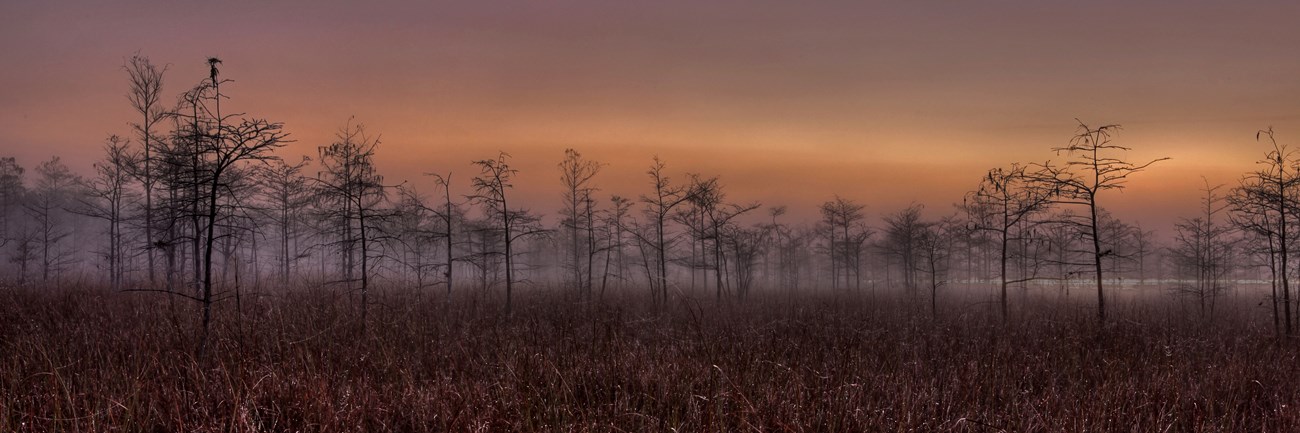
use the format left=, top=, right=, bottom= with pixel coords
left=0, top=54, right=1295, bottom=332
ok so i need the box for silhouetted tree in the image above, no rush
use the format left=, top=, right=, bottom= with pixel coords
left=762, top=206, right=786, bottom=290
left=770, top=209, right=812, bottom=294
left=315, top=119, right=386, bottom=328
left=125, top=53, right=168, bottom=286
left=76, top=135, right=138, bottom=290
left=390, top=186, right=439, bottom=291
left=684, top=175, right=721, bottom=295
left=1171, top=179, right=1236, bottom=319
left=966, top=163, right=1055, bottom=321
left=0, top=157, right=25, bottom=266
left=166, top=80, right=211, bottom=296
left=1229, top=127, right=1298, bottom=335
left=468, top=152, right=547, bottom=316
left=1037, top=121, right=1167, bottom=325
left=10, top=234, right=39, bottom=286
left=165, top=58, right=291, bottom=355
left=722, top=222, right=766, bottom=300
left=1096, top=210, right=1136, bottom=281
left=601, top=195, right=633, bottom=296
left=713, top=207, right=760, bottom=299
left=1130, top=223, right=1156, bottom=285
left=881, top=204, right=927, bottom=298
left=428, top=172, right=463, bottom=299
left=558, top=148, right=602, bottom=298
left=917, top=216, right=955, bottom=318
left=24, top=157, right=81, bottom=284
left=259, top=156, right=312, bottom=286
left=674, top=177, right=708, bottom=292
left=199, top=118, right=287, bottom=350
left=638, top=156, right=690, bottom=303
left=1041, top=212, right=1083, bottom=298
left=820, top=196, right=872, bottom=292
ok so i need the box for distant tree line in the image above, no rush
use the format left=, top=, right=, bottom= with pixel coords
left=4, top=54, right=1299, bottom=342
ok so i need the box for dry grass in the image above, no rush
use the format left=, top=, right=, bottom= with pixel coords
left=0, top=285, right=1297, bottom=432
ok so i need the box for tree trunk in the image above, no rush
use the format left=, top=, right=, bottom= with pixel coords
left=359, top=204, right=369, bottom=331
left=1090, top=195, right=1106, bottom=326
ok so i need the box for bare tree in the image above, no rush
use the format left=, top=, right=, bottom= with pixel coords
left=259, top=156, right=312, bottom=286
left=712, top=205, right=760, bottom=300
left=1231, top=206, right=1283, bottom=335
left=455, top=213, right=501, bottom=294
left=163, top=58, right=291, bottom=355
left=427, top=172, right=462, bottom=300
left=763, top=206, right=786, bottom=290
left=468, top=152, right=547, bottom=316
left=820, top=196, right=872, bottom=293
left=1170, top=179, right=1236, bottom=319
left=1229, top=127, right=1299, bottom=335
left=1041, top=212, right=1083, bottom=299
left=683, top=176, right=720, bottom=295
left=769, top=208, right=812, bottom=294
left=558, top=148, right=602, bottom=298
left=24, top=156, right=81, bottom=284
left=638, top=156, right=690, bottom=304
left=966, top=163, right=1055, bottom=321
left=917, top=216, right=955, bottom=318
left=600, top=195, right=633, bottom=296
left=0, top=157, right=25, bottom=256
left=819, top=203, right=839, bottom=291
left=76, top=135, right=139, bottom=290
left=1096, top=210, right=1137, bottom=281
left=198, top=118, right=287, bottom=350
left=881, top=204, right=927, bottom=298
left=1130, top=223, right=1156, bottom=286
left=150, top=119, right=191, bottom=294
left=721, top=223, right=766, bottom=300
left=125, top=53, right=168, bottom=287
left=1036, top=121, right=1167, bottom=324
left=389, top=186, right=439, bottom=291
left=169, top=80, right=212, bottom=297
left=315, top=119, right=387, bottom=328
left=945, top=203, right=984, bottom=292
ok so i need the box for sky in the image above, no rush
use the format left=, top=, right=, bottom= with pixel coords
left=3, top=0, right=1300, bottom=230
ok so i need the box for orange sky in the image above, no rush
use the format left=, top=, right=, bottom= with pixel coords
left=3, top=1, right=1300, bottom=230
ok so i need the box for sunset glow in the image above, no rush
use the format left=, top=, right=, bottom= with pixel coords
left=3, top=1, right=1299, bottom=226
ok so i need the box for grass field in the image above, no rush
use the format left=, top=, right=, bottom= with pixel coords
left=0, top=286, right=1297, bottom=432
